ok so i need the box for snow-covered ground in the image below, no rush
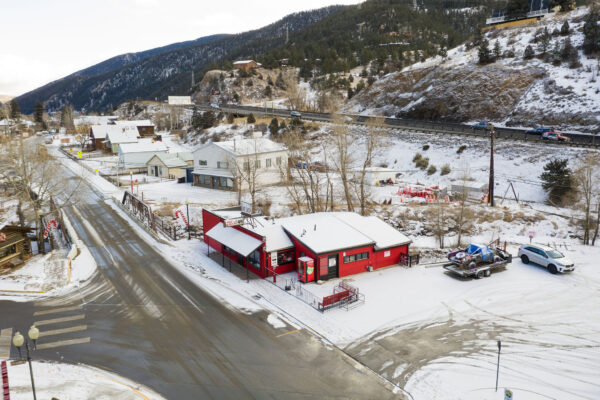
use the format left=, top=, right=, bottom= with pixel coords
left=7, top=360, right=164, bottom=399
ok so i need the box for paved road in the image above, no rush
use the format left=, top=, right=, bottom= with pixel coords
left=201, top=104, right=598, bottom=148
left=0, top=166, right=402, bottom=399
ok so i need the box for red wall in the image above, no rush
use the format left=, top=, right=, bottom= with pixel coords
left=373, top=245, right=409, bottom=269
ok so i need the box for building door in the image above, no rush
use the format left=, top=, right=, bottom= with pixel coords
left=212, top=176, right=219, bottom=188
left=325, top=254, right=338, bottom=280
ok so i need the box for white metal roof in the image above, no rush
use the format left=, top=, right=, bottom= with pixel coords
left=114, top=120, right=154, bottom=127
left=106, top=127, right=139, bottom=144
left=233, top=60, right=256, bottom=64
left=206, top=223, right=262, bottom=257
left=211, top=137, right=286, bottom=156
left=148, top=153, right=188, bottom=168
left=192, top=168, right=234, bottom=178
left=118, top=141, right=167, bottom=154
left=245, top=217, right=294, bottom=253
left=279, top=212, right=411, bottom=254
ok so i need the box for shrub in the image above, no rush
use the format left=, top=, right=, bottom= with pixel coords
left=227, top=113, right=235, bottom=123
left=422, top=144, right=430, bottom=151
left=413, top=152, right=423, bottom=162
left=457, top=145, right=467, bottom=154
left=247, top=113, right=256, bottom=124
left=523, top=45, right=535, bottom=60
left=427, top=165, right=437, bottom=175
left=416, top=157, right=429, bottom=170
left=441, top=164, right=451, bottom=175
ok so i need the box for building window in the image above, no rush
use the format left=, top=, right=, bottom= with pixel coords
left=198, top=160, right=207, bottom=166
left=344, top=252, right=369, bottom=263
left=219, top=177, right=233, bottom=188
left=266, top=158, right=272, bottom=167
left=276, top=157, right=282, bottom=166
left=217, top=161, right=229, bottom=169
left=255, top=159, right=261, bottom=168
left=277, top=249, right=294, bottom=265
left=248, top=249, right=261, bottom=270
left=197, top=175, right=211, bottom=185
left=243, top=161, right=250, bottom=171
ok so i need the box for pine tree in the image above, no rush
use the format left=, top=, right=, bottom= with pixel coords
left=247, top=113, right=256, bottom=124
left=34, top=100, right=44, bottom=124
left=560, top=21, right=570, bottom=36
left=537, top=27, right=551, bottom=57
left=9, top=99, right=20, bottom=120
left=561, top=38, right=574, bottom=61
left=523, top=45, right=535, bottom=60
left=268, top=118, right=279, bottom=135
left=583, top=8, right=600, bottom=55
left=478, top=39, right=492, bottom=64
left=493, top=40, right=502, bottom=60
left=540, top=159, right=572, bottom=205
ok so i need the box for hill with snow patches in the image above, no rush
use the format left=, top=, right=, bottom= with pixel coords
left=345, top=7, right=599, bottom=133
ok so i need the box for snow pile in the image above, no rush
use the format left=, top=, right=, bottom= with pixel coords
left=7, top=361, right=164, bottom=399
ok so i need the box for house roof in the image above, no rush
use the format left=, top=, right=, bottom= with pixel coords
left=279, top=212, right=411, bottom=254
left=233, top=60, right=256, bottom=64
left=244, top=217, right=294, bottom=253
left=106, top=128, right=139, bottom=144
left=206, top=223, right=262, bottom=257
left=114, top=120, right=154, bottom=127
left=199, top=137, right=286, bottom=157
left=148, top=153, right=188, bottom=168
left=192, top=168, right=234, bottom=178
left=176, top=151, right=193, bottom=162
left=118, top=141, right=168, bottom=154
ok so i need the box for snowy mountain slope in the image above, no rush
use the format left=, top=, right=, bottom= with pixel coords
left=345, top=7, right=600, bottom=133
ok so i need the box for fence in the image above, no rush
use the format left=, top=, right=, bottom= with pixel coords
left=400, top=253, right=420, bottom=267
left=268, top=272, right=321, bottom=310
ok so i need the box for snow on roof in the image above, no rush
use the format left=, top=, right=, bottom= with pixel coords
left=192, top=168, right=234, bottom=178
left=206, top=223, right=262, bottom=257
left=279, top=213, right=373, bottom=254
left=334, top=213, right=411, bottom=250
left=118, top=141, right=167, bottom=154
left=233, top=60, right=255, bottom=64
left=90, top=124, right=127, bottom=139
left=210, top=137, right=286, bottom=156
left=114, top=120, right=154, bottom=127
left=176, top=151, right=193, bottom=162
left=279, top=212, right=410, bottom=254
left=106, top=128, right=139, bottom=144
left=150, top=153, right=188, bottom=168
left=244, top=217, right=294, bottom=253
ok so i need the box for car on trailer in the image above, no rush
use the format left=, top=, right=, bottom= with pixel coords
left=444, top=243, right=512, bottom=279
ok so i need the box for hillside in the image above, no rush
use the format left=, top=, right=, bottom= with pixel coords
left=344, top=7, right=600, bottom=133
left=15, top=6, right=341, bottom=114
left=0, top=95, right=13, bottom=104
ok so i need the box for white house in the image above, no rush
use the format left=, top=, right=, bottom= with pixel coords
left=118, top=141, right=168, bottom=171
left=168, top=96, right=192, bottom=106
left=146, top=153, right=190, bottom=179
left=192, top=135, right=288, bottom=191
left=106, top=127, right=139, bottom=153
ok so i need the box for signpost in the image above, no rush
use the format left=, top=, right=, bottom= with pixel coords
left=241, top=201, right=252, bottom=216
left=496, top=340, right=502, bottom=392
left=528, top=231, right=535, bottom=244
left=504, top=388, right=513, bottom=400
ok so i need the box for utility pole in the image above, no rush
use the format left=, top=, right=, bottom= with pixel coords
left=488, top=124, right=495, bottom=207
left=495, top=340, right=502, bottom=392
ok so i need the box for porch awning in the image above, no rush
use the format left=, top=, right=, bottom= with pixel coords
left=206, top=223, right=262, bottom=257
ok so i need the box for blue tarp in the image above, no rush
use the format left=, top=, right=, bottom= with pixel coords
left=466, top=244, right=494, bottom=262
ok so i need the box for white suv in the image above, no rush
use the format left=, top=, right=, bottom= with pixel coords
left=517, top=244, right=575, bottom=274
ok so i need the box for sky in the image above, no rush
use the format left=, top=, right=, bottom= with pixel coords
left=0, top=0, right=363, bottom=97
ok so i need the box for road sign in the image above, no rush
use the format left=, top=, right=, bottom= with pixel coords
left=505, top=388, right=513, bottom=399
left=77, top=151, right=82, bottom=159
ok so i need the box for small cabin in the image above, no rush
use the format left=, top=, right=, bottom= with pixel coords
left=0, top=225, right=32, bottom=270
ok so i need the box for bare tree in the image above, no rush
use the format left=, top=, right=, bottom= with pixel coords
left=230, top=139, right=263, bottom=213
left=330, top=114, right=354, bottom=212
left=283, top=70, right=307, bottom=111
left=0, top=137, right=82, bottom=251
left=454, top=167, right=474, bottom=247
left=574, top=153, right=599, bottom=245
left=352, top=116, right=387, bottom=215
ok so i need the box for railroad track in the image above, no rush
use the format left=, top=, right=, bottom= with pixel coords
left=196, top=104, right=600, bottom=149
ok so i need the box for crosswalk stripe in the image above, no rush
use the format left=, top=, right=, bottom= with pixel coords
left=35, top=314, right=85, bottom=326
left=33, top=306, right=81, bottom=316
left=38, top=325, right=87, bottom=338
left=0, top=328, right=12, bottom=337
left=36, top=337, right=90, bottom=350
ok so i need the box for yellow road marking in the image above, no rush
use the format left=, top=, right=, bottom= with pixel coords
left=0, top=289, right=46, bottom=294
left=35, top=314, right=85, bottom=326
left=33, top=305, right=81, bottom=316
left=275, top=329, right=300, bottom=338
left=105, top=377, right=152, bottom=400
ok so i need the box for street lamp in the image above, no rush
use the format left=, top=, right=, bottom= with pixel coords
left=13, top=325, right=40, bottom=400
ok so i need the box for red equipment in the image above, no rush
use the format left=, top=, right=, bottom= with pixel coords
left=175, top=209, right=189, bottom=227
left=43, top=219, right=58, bottom=238
left=297, top=256, right=315, bottom=283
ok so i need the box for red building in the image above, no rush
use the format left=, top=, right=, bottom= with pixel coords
left=202, top=208, right=412, bottom=282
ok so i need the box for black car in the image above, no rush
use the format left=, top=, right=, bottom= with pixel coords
left=526, top=127, right=553, bottom=135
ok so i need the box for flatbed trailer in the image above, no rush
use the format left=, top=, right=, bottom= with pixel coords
left=443, top=254, right=512, bottom=279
